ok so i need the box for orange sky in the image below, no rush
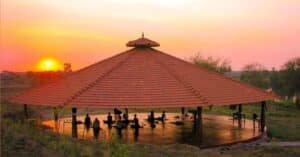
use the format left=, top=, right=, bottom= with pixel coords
left=1, top=0, right=299, bottom=71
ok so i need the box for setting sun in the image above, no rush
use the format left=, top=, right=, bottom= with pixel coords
left=37, top=58, right=62, bottom=71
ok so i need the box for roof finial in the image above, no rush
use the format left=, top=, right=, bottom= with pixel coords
left=142, top=32, right=144, bottom=38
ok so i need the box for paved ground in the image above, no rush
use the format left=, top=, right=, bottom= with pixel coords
left=261, top=141, right=300, bottom=147
left=203, top=134, right=300, bottom=155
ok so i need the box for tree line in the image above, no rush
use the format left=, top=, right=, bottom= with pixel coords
left=190, top=53, right=300, bottom=99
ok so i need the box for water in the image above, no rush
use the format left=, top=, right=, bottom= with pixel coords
left=42, top=113, right=261, bottom=148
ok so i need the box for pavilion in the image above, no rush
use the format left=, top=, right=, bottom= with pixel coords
left=9, top=34, right=278, bottom=138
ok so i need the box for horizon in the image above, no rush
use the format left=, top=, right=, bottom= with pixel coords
left=1, top=0, right=299, bottom=72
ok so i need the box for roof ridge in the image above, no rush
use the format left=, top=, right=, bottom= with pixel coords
left=146, top=48, right=210, bottom=105
left=63, top=48, right=137, bottom=105
left=150, top=48, right=277, bottom=100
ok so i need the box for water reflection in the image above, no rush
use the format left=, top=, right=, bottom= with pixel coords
left=43, top=113, right=260, bottom=148
left=134, top=128, right=139, bottom=142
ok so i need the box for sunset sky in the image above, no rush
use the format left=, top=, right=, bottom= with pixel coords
left=1, top=0, right=299, bottom=71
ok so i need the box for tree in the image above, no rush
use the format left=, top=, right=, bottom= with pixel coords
left=240, top=57, right=299, bottom=98
left=280, top=57, right=300, bottom=97
left=189, top=53, right=231, bottom=74
left=240, top=63, right=270, bottom=89
left=269, top=67, right=284, bottom=95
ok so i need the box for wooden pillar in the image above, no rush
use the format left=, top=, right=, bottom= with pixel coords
left=193, top=111, right=197, bottom=123
left=197, top=107, right=202, bottom=122
left=260, top=101, right=266, bottom=132
left=192, top=110, right=197, bottom=134
left=181, top=107, right=185, bottom=114
left=238, top=104, right=242, bottom=114
left=54, top=107, right=59, bottom=122
left=238, top=104, right=243, bottom=127
left=24, top=104, right=28, bottom=118
left=72, top=107, right=78, bottom=138
left=197, top=107, right=203, bottom=136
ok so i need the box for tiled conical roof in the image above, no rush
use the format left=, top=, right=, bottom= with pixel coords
left=9, top=36, right=277, bottom=108
left=126, top=33, right=159, bottom=47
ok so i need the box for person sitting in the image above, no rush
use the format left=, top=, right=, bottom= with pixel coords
left=252, top=113, right=258, bottom=128
left=133, top=114, right=140, bottom=139
left=115, top=116, right=126, bottom=137
left=114, top=108, right=122, bottom=114
left=133, top=114, right=140, bottom=129
left=149, top=111, right=156, bottom=128
left=54, top=107, right=59, bottom=122
left=116, top=119, right=126, bottom=129
left=84, top=114, right=91, bottom=130
left=148, top=111, right=154, bottom=123
left=118, top=114, right=122, bottom=121
left=253, top=113, right=258, bottom=121
left=123, top=112, right=129, bottom=125
left=114, top=108, right=122, bottom=120
left=161, top=111, right=166, bottom=123
left=53, top=107, right=59, bottom=129
left=232, top=112, right=241, bottom=120
left=93, top=118, right=100, bottom=139
left=107, top=112, right=113, bottom=128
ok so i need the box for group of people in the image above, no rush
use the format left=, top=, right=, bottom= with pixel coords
left=83, top=114, right=101, bottom=139
left=82, top=109, right=167, bottom=139
left=83, top=108, right=142, bottom=139
left=148, top=110, right=166, bottom=128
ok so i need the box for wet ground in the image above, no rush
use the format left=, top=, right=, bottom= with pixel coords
left=42, top=113, right=261, bottom=148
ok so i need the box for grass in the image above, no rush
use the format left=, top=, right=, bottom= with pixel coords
left=1, top=100, right=300, bottom=157
left=1, top=116, right=142, bottom=157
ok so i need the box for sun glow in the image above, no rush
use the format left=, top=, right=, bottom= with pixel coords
left=37, top=58, right=62, bottom=71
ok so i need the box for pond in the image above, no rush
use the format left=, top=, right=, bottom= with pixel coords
left=42, top=113, right=261, bottom=148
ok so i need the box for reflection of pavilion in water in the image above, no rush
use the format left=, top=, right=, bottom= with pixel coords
left=43, top=112, right=260, bottom=148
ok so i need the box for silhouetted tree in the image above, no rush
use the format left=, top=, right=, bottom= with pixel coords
left=280, top=57, right=300, bottom=97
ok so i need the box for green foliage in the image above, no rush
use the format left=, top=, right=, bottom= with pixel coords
left=280, top=57, right=300, bottom=97
left=269, top=68, right=285, bottom=95
left=240, top=58, right=300, bottom=98
left=190, top=53, right=231, bottom=74
left=240, top=63, right=270, bottom=89
left=1, top=117, right=107, bottom=157
left=108, top=142, right=130, bottom=157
